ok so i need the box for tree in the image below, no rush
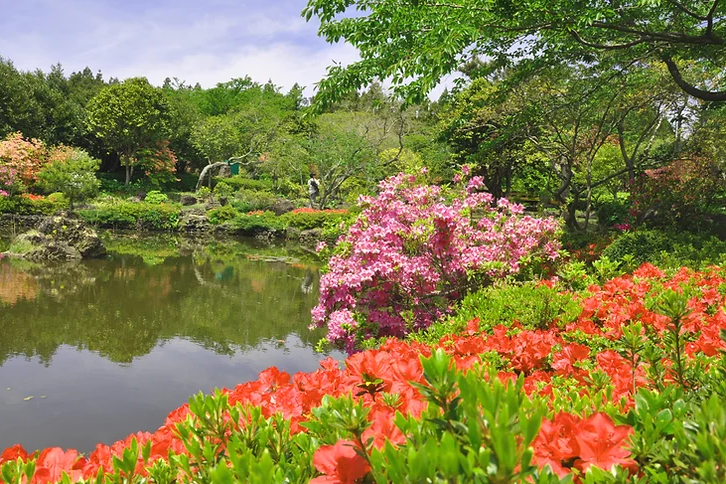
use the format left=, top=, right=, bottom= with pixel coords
left=38, top=147, right=100, bottom=209
left=190, top=115, right=243, bottom=165
left=304, top=0, right=726, bottom=107
left=190, top=115, right=245, bottom=191
left=86, top=77, right=169, bottom=184
left=438, top=77, right=543, bottom=199
left=0, top=58, right=46, bottom=140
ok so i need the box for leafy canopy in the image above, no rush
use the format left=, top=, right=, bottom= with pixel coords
left=303, top=0, right=726, bottom=107
left=86, top=77, right=169, bottom=159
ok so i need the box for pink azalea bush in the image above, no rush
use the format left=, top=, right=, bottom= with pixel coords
left=312, top=172, right=561, bottom=352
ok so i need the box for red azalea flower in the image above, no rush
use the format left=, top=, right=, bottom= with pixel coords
left=33, top=448, right=86, bottom=484
left=0, top=444, right=28, bottom=465
left=311, top=440, right=370, bottom=484
left=574, top=413, right=637, bottom=474
left=532, top=412, right=581, bottom=477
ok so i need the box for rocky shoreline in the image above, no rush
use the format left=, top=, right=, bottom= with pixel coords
left=0, top=213, right=331, bottom=250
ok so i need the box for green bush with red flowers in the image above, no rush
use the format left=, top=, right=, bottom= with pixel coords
left=4, top=264, right=726, bottom=483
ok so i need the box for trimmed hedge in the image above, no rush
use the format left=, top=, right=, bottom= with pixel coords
left=280, top=208, right=351, bottom=230
left=217, top=176, right=273, bottom=192
left=232, top=210, right=285, bottom=233
left=78, top=201, right=181, bottom=230
left=0, top=195, right=66, bottom=215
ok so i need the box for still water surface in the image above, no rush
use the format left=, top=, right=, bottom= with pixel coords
left=0, top=234, right=340, bottom=452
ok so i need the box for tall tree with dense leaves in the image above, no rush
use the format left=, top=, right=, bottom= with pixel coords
left=0, top=58, right=45, bottom=140
left=86, top=77, right=169, bottom=184
left=303, top=0, right=726, bottom=107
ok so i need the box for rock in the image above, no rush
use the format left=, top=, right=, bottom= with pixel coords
left=298, top=228, right=324, bottom=247
left=180, top=194, right=198, bottom=206
left=204, top=201, right=220, bottom=211
left=179, top=213, right=211, bottom=233
left=4, top=215, right=105, bottom=261
left=37, top=215, right=106, bottom=258
left=217, top=165, right=232, bottom=178
left=27, top=242, right=81, bottom=261
left=285, top=226, right=302, bottom=241
left=271, top=199, right=295, bottom=216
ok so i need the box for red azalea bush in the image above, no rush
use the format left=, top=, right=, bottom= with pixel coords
left=136, top=140, right=179, bottom=187
left=4, top=264, right=726, bottom=483
left=281, top=208, right=351, bottom=230
left=630, top=156, right=724, bottom=229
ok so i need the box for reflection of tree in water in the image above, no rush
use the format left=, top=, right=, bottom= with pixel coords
left=0, top=260, right=96, bottom=303
left=302, top=269, right=314, bottom=295
left=0, top=246, right=322, bottom=366
left=0, top=262, right=38, bottom=305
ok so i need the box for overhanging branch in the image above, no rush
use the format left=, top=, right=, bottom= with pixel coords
left=663, top=56, right=726, bottom=101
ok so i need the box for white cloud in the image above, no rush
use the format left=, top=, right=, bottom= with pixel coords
left=0, top=0, right=355, bottom=96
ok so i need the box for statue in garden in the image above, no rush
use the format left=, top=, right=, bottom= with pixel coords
left=308, top=174, right=320, bottom=208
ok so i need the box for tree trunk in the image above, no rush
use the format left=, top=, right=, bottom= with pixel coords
left=196, top=162, right=227, bottom=192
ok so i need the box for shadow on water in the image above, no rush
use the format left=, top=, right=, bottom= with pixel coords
left=0, top=231, right=341, bottom=452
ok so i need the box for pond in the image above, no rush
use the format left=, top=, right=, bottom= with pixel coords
left=0, top=232, right=341, bottom=453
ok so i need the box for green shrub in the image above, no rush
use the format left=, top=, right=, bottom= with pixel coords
left=594, top=192, right=631, bottom=227
left=197, top=186, right=212, bottom=200
left=78, top=201, right=180, bottom=230
left=38, top=147, right=100, bottom=210
left=144, top=190, right=169, bottom=204
left=47, top=192, right=67, bottom=204
left=411, top=282, right=582, bottom=345
left=97, top=176, right=125, bottom=194
left=218, top=176, right=273, bottom=192
left=213, top=181, right=235, bottom=199
left=231, top=189, right=278, bottom=212
left=0, top=196, right=65, bottom=215
left=207, top=205, right=239, bottom=225
left=601, top=229, right=726, bottom=271
left=97, top=174, right=169, bottom=196
left=232, top=211, right=284, bottom=233
left=280, top=209, right=351, bottom=230
left=602, top=229, right=675, bottom=266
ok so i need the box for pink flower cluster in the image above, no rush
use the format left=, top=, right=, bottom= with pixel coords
left=0, top=165, right=18, bottom=196
left=312, top=173, right=560, bottom=352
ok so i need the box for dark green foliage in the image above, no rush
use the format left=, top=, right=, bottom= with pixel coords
left=0, top=196, right=65, bottom=215
left=78, top=202, right=180, bottom=230
left=231, top=189, right=278, bottom=213
left=220, top=176, right=273, bottom=192
left=602, top=230, right=675, bottom=266
left=594, top=193, right=631, bottom=228
left=603, top=230, right=726, bottom=269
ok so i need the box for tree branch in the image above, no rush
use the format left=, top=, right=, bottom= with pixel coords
left=569, top=30, right=646, bottom=50
left=671, top=0, right=709, bottom=21
left=662, top=56, right=726, bottom=101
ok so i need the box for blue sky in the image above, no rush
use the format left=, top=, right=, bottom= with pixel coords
left=0, top=0, right=359, bottom=95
